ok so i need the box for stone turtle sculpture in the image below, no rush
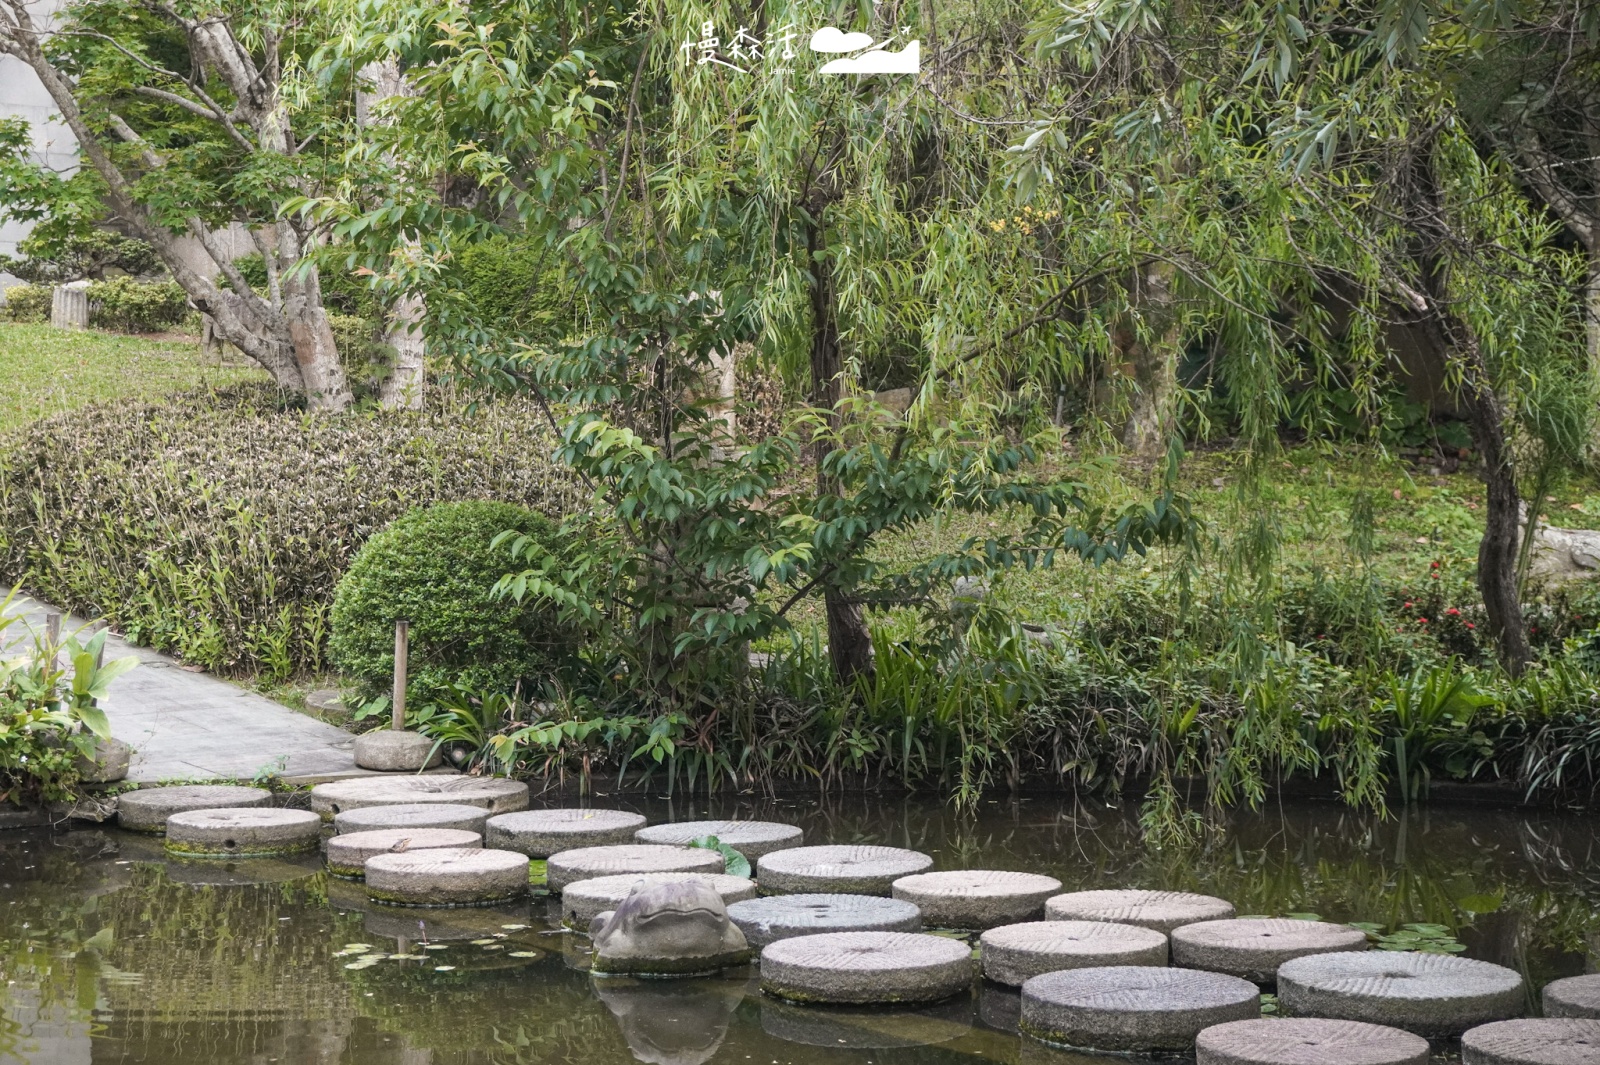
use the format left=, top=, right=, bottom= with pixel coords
left=589, top=879, right=752, bottom=977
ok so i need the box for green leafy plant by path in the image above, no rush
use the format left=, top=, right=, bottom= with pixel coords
left=687, top=836, right=751, bottom=879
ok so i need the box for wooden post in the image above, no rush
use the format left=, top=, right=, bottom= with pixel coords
left=391, top=619, right=408, bottom=732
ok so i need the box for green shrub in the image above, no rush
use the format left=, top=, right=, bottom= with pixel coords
left=0, top=385, right=581, bottom=678
left=2, top=284, right=49, bottom=323
left=86, top=278, right=189, bottom=332
left=330, top=502, right=578, bottom=703
left=456, top=236, right=571, bottom=335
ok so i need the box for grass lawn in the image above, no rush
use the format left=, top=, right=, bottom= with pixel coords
left=0, top=322, right=265, bottom=434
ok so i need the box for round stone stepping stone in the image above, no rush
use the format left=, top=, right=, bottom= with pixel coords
left=1462, top=1019, right=1600, bottom=1065
left=332, top=803, right=490, bottom=835
left=485, top=808, right=646, bottom=857
left=164, top=807, right=321, bottom=858
left=981, top=920, right=1169, bottom=986
left=1046, top=889, right=1236, bottom=934
left=546, top=844, right=724, bottom=892
left=1277, top=951, right=1525, bottom=1038
left=308, top=776, right=528, bottom=819
left=892, top=869, right=1063, bottom=929
left=634, top=819, right=804, bottom=860
left=560, top=872, right=758, bottom=926
left=1197, top=1018, right=1430, bottom=1065
left=325, top=828, right=482, bottom=878
left=1171, top=918, right=1369, bottom=983
left=118, top=785, right=272, bottom=833
left=727, top=893, right=922, bottom=947
left=756, top=845, right=934, bottom=896
left=1546, top=975, right=1600, bottom=1019
left=760, top=930, right=975, bottom=1005
left=365, top=847, right=529, bottom=906
left=1020, top=965, right=1260, bottom=1052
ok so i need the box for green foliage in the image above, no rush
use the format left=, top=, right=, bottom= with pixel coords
left=0, top=229, right=160, bottom=286
left=455, top=236, right=572, bottom=338
left=1349, top=922, right=1469, bottom=954
left=331, top=501, right=578, bottom=704
left=1, top=284, right=49, bottom=324
left=86, top=278, right=188, bottom=333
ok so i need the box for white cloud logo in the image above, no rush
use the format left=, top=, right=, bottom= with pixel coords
left=808, top=27, right=876, bottom=52
left=816, top=39, right=919, bottom=74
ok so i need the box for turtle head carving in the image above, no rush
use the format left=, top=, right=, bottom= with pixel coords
left=591, top=879, right=750, bottom=976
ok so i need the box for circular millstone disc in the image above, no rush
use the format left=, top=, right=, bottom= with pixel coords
left=728, top=893, right=923, bottom=948
left=332, top=803, right=490, bottom=836
left=1171, top=919, right=1370, bottom=984
left=164, top=807, right=321, bottom=858
left=757, top=845, right=934, bottom=896
left=485, top=808, right=647, bottom=858
left=118, top=785, right=272, bottom=833
left=325, top=828, right=482, bottom=878
left=981, top=920, right=1169, bottom=987
left=1020, top=965, right=1261, bottom=1053
left=561, top=872, right=758, bottom=926
left=635, top=819, right=804, bottom=860
left=760, top=930, right=976, bottom=1005
left=309, top=777, right=528, bottom=819
left=1277, top=951, right=1525, bottom=1038
left=1045, top=889, right=1237, bottom=934
left=365, top=847, right=529, bottom=907
left=1197, top=1018, right=1431, bottom=1065
left=1462, top=1020, right=1600, bottom=1065
left=545, top=844, right=724, bottom=893
left=892, top=870, right=1064, bottom=930
left=1546, top=976, right=1600, bottom=1020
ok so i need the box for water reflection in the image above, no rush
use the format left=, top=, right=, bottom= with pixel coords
left=593, top=974, right=750, bottom=1065
left=760, top=995, right=976, bottom=1049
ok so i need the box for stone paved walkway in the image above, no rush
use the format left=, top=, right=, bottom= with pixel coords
left=1, top=588, right=372, bottom=784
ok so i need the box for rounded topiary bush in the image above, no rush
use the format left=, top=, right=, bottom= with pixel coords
left=329, top=501, right=576, bottom=703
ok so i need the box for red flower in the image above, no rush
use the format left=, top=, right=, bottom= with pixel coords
left=1431, top=560, right=1441, bottom=569
left=1417, top=617, right=1429, bottom=624
left=1404, top=601, right=1414, bottom=608
left=1466, top=622, right=1475, bottom=629
left=1445, top=608, right=1460, bottom=616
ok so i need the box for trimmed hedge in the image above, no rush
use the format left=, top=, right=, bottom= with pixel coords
left=1, top=284, right=49, bottom=323
left=0, top=385, right=581, bottom=677
left=2, top=279, right=188, bottom=331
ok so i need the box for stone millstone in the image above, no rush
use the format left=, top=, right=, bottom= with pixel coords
left=1171, top=919, right=1370, bottom=984
left=892, top=869, right=1063, bottom=930
left=164, top=807, right=322, bottom=858
left=726, top=893, right=923, bottom=948
left=309, top=776, right=528, bottom=819
left=1045, top=889, right=1237, bottom=934
left=760, top=930, right=976, bottom=1005
left=325, top=828, right=482, bottom=878
left=981, top=920, right=1169, bottom=987
left=118, top=785, right=273, bottom=834
left=1196, top=1018, right=1431, bottom=1065
left=485, top=808, right=647, bottom=858
left=1020, top=965, right=1260, bottom=1053
left=561, top=873, right=758, bottom=926
left=365, top=847, right=529, bottom=907
left=332, top=802, right=490, bottom=835
left=1277, top=951, right=1525, bottom=1038
left=756, top=845, right=934, bottom=896
left=1461, top=1019, right=1600, bottom=1065
left=546, top=844, right=724, bottom=893
left=1545, top=975, right=1600, bottom=1019
left=352, top=729, right=441, bottom=771
left=634, top=819, right=804, bottom=860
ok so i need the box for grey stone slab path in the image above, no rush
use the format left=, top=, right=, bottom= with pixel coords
left=2, top=589, right=376, bottom=784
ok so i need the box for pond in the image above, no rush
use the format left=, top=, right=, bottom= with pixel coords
left=1, top=796, right=1596, bottom=1065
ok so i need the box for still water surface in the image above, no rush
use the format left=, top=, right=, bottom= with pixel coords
left=2, top=797, right=1598, bottom=1065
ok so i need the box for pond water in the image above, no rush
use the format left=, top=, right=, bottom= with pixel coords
left=2, top=796, right=1597, bottom=1065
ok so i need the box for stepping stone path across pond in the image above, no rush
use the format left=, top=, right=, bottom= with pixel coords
left=546, top=844, right=725, bottom=892
left=1020, top=965, right=1260, bottom=1053
left=118, top=785, right=272, bottom=833
left=365, top=847, right=529, bottom=907
left=634, top=819, right=804, bottom=860
left=891, top=870, right=1063, bottom=929
left=760, top=931, right=975, bottom=1005
left=726, top=893, right=923, bottom=947
left=1544, top=975, right=1600, bottom=1019
left=757, top=845, right=934, bottom=896
left=332, top=803, right=490, bottom=836
left=325, top=828, right=482, bottom=878
left=309, top=776, right=529, bottom=819
left=560, top=873, right=759, bottom=927
left=1461, top=1019, right=1600, bottom=1065
left=1170, top=918, right=1369, bottom=983
left=1277, top=951, right=1525, bottom=1038
left=1045, top=889, right=1236, bottom=934
left=164, top=807, right=321, bottom=858
left=485, top=808, right=646, bottom=857
left=1196, top=1018, right=1431, bottom=1065
left=980, top=920, right=1169, bottom=986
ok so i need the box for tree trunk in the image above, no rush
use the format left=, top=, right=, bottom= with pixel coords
left=1115, top=261, right=1181, bottom=462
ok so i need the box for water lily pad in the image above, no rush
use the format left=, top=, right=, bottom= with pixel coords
left=470, top=938, right=496, bottom=945
left=508, top=951, right=539, bottom=958
left=434, top=965, right=456, bottom=972
left=501, top=924, right=528, bottom=931
left=342, top=943, right=373, bottom=951
left=422, top=944, right=450, bottom=951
